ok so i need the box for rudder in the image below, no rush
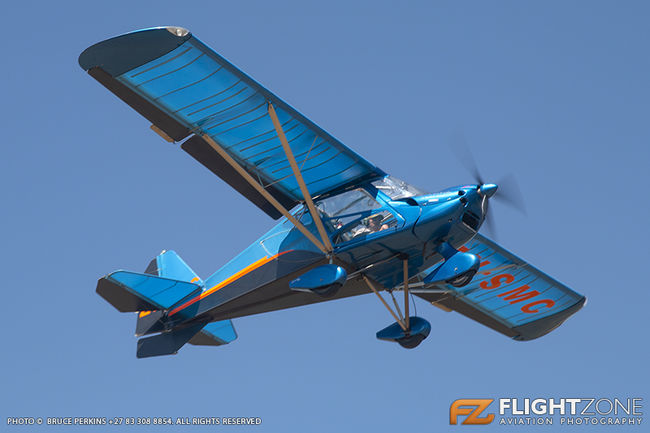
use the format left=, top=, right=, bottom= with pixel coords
left=145, top=250, right=202, bottom=285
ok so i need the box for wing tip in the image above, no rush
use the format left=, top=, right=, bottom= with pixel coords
left=79, top=26, right=192, bottom=76
left=512, top=296, right=586, bottom=341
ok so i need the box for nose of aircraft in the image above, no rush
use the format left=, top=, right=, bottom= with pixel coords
left=478, top=183, right=498, bottom=198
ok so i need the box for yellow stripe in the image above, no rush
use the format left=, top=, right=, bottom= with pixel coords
left=198, top=255, right=274, bottom=300
left=168, top=251, right=290, bottom=316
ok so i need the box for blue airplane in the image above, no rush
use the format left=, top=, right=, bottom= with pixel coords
left=79, top=27, right=585, bottom=358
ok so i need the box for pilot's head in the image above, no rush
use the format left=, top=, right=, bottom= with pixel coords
left=368, top=215, right=383, bottom=229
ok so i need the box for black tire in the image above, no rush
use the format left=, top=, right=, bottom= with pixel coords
left=397, top=334, right=427, bottom=349
left=448, top=269, right=477, bottom=288
left=312, top=283, right=342, bottom=298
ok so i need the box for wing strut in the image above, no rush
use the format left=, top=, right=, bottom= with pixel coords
left=199, top=134, right=329, bottom=255
left=268, top=102, right=334, bottom=254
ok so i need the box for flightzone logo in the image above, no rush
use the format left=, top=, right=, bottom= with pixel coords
left=450, top=398, right=643, bottom=426
left=450, top=399, right=495, bottom=425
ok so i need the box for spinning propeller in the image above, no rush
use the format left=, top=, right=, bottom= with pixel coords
left=450, top=133, right=527, bottom=238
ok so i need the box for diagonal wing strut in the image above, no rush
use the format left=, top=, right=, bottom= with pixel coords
left=199, top=133, right=329, bottom=255
left=267, top=102, right=333, bottom=254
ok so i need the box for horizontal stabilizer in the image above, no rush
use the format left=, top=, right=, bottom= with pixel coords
left=97, top=277, right=158, bottom=312
left=136, top=322, right=206, bottom=358
left=96, top=271, right=201, bottom=312
left=189, top=320, right=238, bottom=346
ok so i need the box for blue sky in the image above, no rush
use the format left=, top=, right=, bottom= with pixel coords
left=2, top=1, right=648, bottom=431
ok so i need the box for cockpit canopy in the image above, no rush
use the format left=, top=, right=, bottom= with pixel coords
left=308, top=176, right=425, bottom=222
left=312, top=188, right=396, bottom=243
left=295, top=177, right=426, bottom=244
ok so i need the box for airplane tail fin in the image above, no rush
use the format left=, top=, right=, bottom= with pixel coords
left=97, top=250, right=202, bottom=313
left=96, top=250, right=238, bottom=357
left=144, top=250, right=202, bottom=284
left=96, top=270, right=202, bottom=313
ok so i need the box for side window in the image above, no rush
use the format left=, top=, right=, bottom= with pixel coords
left=314, top=188, right=398, bottom=244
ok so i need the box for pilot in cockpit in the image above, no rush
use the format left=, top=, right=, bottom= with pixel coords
left=367, top=215, right=389, bottom=233
left=351, top=214, right=389, bottom=238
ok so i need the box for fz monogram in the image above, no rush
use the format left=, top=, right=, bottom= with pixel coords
left=450, top=399, right=495, bottom=425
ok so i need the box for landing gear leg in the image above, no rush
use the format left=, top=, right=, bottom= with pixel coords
left=403, top=258, right=410, bottom=330
left=363, top=275, right=407, bottom=332
left=364, top=257, right=431, bottom=349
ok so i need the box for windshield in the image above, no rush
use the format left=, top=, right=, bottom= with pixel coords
left=372, top=176, right=427, bottom=200
left=316, top=188, right=381, bottom=227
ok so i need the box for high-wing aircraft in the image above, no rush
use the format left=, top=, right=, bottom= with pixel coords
left=79, top=27, right=585, bottom=358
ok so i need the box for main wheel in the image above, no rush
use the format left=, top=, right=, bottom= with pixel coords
left=311, top=283, right=342, bottom=298
left=397, top=333, right=427, bottom=349
left=448, top=269, right=477, bottom=288
left=377, top=317, right=431, bottom=349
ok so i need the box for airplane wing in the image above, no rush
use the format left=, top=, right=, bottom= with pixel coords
left=79, top=26, right=385, bottom=220
left=415, top=234, right=586, bottom=341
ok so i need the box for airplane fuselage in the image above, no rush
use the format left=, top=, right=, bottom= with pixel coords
left=172, top=182, right=487, bottom=326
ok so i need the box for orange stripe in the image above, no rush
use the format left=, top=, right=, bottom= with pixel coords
left=168, top=251, right=290, bottom=316
left=138, top=310, right=153, bottom=318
